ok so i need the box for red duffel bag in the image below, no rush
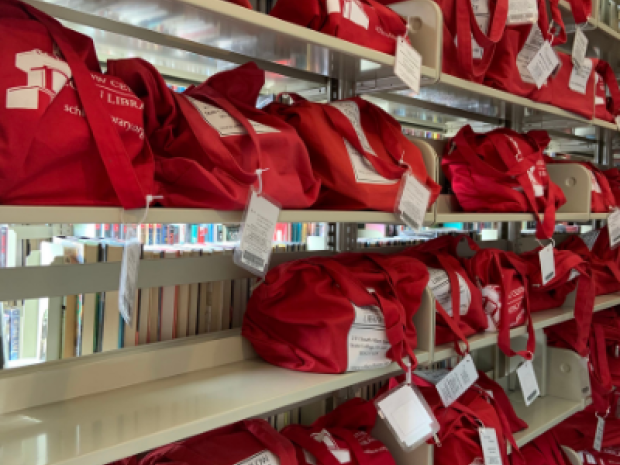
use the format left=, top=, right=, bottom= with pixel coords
left=266, top=95, right=440, bottom=212
left=544, top=157, right=616, bottom=213
left=0, top=0, right=154, bottom=208
left=242, top=254, right=426, bottom=373
left=269, top=0, right=407, bottom=55
left=521, top=245, right=594, bottom=356
left=109, top=60, right=321, bottom=210
left=594, top=59, right=620, bottom=123
left=463, top=243, right=535, bottom=359
left=282, top=398, right=395, bottom=465
left=519, top=431, right=573, bottom=465
left=140, top=419, right=297, bottom=465
left=442, top=126, right=566, bottom=240
left=436, top=0, right=509, bottom=82
left=401, top=235, right=487, bottom=353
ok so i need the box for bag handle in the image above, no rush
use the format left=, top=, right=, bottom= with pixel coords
left=548, top=0, right=568, bottom=46
left=364, top=0, right=408, bottom=35
left=16, top=0, right=147, bottom=209
left=596, top=60, right=620, bottom=117
left=245, top=420, right=299, bottom=465
left=566, top=0, right=592, bottom=24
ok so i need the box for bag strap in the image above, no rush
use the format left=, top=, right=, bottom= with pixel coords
left=548, top=0, right=568, bottom=46
left=566, top=0, right=592, bottom=24
left=283, top=426, right=372, bottom=465
left=245, top=420, right=299, bottom=465
left=363, top=0, right=408, bottom=34
left=16, top=0, right=147, bottom=209
left=596, top=60, right=620, bottom=117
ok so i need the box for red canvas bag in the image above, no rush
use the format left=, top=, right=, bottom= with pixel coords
left=0, top=0, right=153, bottom=208
left=522, top=246, right=594, bottom=356
left=282, top=398, right=395, bottom=465
left=400, top=236, right=487, bottom=354
left=109, top=59, right=321, bottom=210
left=463, top=245, right=535, bottom=359
left=519, top=431, right=572, bottom=465
left=266, top=95, right=440, bottom=212
left=548, top=50, right=597, bottom=119
left=242, top=254, right=426, bottom=373
left=594, top=60, right=620, bottom=123
left=269, top=0, right=408, bottom=55
left=140, top=419, right=297, bottom=465
left=436, top=0, right=509, bottom=82
left=605, top=168, right=620, bottom=206
left=442, top=126, right=566, bottom=240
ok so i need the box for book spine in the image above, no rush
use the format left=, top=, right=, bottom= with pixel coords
left=9, top=308, right=20, bottom=361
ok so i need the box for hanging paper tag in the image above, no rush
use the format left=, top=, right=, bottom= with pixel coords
left=527, top=41, right=560, bottom=89
left=234, top=189, right=280, bottom=277
left=517, top=359, right=540, bottom=406
left=507, top=0, right=538, bottom=25
left=569, top=58, right=593, bottom=95
left=572, top=26, right=589, bottom=68
left=394, top=37, right=422, bottom=95
left=594, top=416, right=605, bottom=452
left=609, top=210, right=620, bottom=249
left=375, top=383, right=440, bottom=451
left=395, top=173, right=430, bottom=231
left=539, top=243, right=556, bottom=286
left=415, top=369, right=451, bottom=385
left=479, top=428, right=503, bottom=465
left=436, top=354, right=479, bottom=407
left=119, top=224, right=141, bottom=325
left=516, top=25, right=544, bottom=84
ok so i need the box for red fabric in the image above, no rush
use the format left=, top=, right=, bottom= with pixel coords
left=0, top=0, right=153, bottom=208
left=605, top=168, right=620, bottom=206
left=242, top=254, right=426, bottom=373
left=548, top=51, right=597, bottom=120
left=442, top=126, right=566, bottom=240
left=519, top=431, right=572, bottom=465
left=544, top=158, right=616, bottom=213
left=435, top=0, right=509, bottom=82
left=566, top=0, right=593, bottom=23
left=522, top=246, right=594, bottom=356
left=140, top=419, right=297, bottom=465
left=594, top=59, right=620, bottom=123
left=282, top=398, right=394, bottom=465
left=110, top=60, right=321, bottom=210
left=269, top=0, right=408, bottom=55
left=400, top=236, right=487, bottom=354
left=463, top=247, right=535, bottom=359
left=266, top=96, right=440, bottom=212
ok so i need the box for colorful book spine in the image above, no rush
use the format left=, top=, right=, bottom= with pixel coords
left=9, top=308, right=20, bottom=361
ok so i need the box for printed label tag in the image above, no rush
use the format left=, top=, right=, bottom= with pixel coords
left=569, top=58, right=593, bottom=95
left=609, top=210, right=620, bottom=249
left=234, top=451, right=280, bottom=465
left=517, top=359, right=540, bottom=406
left=376, top=384, right=438, bottom=448
left=507, top=0, right=538, bottom=25
left=347, top=296, right=391, bottom=371
left=527, top=41, right=560, bottom=89
left=516, top=25, right=544, bottom=84
left=427, top=268, right=472, bottom=317
left=119, top=224, right=141, bottom=325
left=539, top=244, right=556, bottom=286
left=471, top=0, right=490, bottom=15
left=436, top=355, right=479, bottom=407
left=187, top=96, right=279, bottom=137
left=479, top=428, right=503, bottom=465
left=594, top=416, right=605, bottom=452
left=395, top=37, right=422, bottom=95
left=396, top=173, right=430, bottom=230
left=572, top=27, right=589, bottom=68
left=237, top=190, right=280, bottom=276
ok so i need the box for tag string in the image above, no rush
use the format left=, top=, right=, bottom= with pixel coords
left=405, top=357, right=412, bottom=385
left=120, top=195, right=164, bottom=227
left=256, top=168, right=269, bottom=195
left=536, top=237, right=556, bottom=248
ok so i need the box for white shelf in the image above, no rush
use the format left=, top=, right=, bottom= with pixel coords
left=0, top=354, right=430, bottom=465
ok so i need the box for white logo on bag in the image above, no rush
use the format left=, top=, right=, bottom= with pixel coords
left=481, top=284, right=525, bottom=332
left=470, top=459, right=485, bottom=465
left=327, top=0, right=370, bottom=29
left=6, top=50, right=72, bottom=109
left=506, top=135, right=524, bottom=162
left=233, top=450, right=280, bottom=465
left=527, top=165, right=544, bottom=197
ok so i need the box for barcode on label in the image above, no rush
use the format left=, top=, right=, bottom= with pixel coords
left=488, top=458, right=501, bottom=465
left=243, top=250, right=265, bottom=269
left=364, top=314, right=384, bottom=325
left=614, top=234, right=620, bottom=244
left=527, top=390, right=538, bottom=402
left=544, top=272, right=554, bottom=282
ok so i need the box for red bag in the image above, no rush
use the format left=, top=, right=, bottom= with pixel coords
left=605, top=168, right=620, bottom=206
left=140, top=419, right=297, bottom=465
left=436, top=0, right=509, bottom=82
left=594, top=59, right=620, bottom=123
left=463, top=245, right=535, bottom=359
left=519, top=431, right=572, bottom=465
left=0, top=0, right=153, bottom=208
left=442, top=126, right=566, bottom=240
left=110, top=60, right=321, bottom=210
left=544, top=158, right=616, bottom=213
left=242, top=254, right=426, bottom=373
left=401, top=236, right=487, bottom=353
left=266, top=95, right=440, bottom=212
left=522, top=246, right=594, bottom=356
left=548, top=50, right=597, bottom=119
left=565, top=0, right=593, bottom=23
left=282, top=398, right=395, bottom=465
left=269, top=0, right=407, bottom=55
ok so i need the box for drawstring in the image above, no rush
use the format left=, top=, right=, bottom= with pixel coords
left=120, top=194, right=164, bottom=227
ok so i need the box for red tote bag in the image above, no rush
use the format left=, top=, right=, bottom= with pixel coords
left=520, top=431, right=573, bottom=465
left=109, top=60, right=321, bottom=210
left=605, top=168, right=620, bottom=206
left=442, top=126, right=566, bottom=240
left=436, top=0, right=509, bottom=82
left=140, top=419, right=297, bottom=465
left=594, top=59, right=620, bottom=123
left=548, top=51, right=597, bottom=119
left=266, top=96, right=440, bottom=212
left=269, top=0, right=408, bottom=55
left=400, top=236, right=487, bottom=354
left=282, top=398, right=395, bottom=465
left=0, top=0, right=153, bottom=208
left=242, top=254, right=426, bottom=373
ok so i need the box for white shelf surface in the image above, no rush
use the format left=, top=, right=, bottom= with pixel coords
left=0, top=353, right=429, bottom=465
left=433, top=293, right=620, bottom=361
